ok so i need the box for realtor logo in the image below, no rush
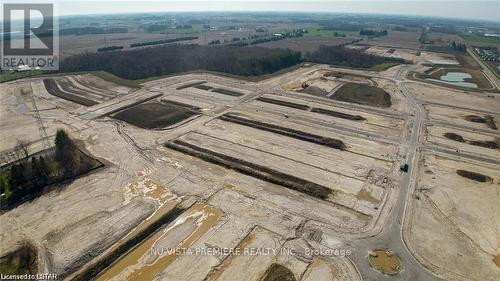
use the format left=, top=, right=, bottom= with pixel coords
left=1, top=2, right=59, bottom=70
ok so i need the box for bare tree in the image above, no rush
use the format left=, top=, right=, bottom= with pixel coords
left=15, top=139, right=30, bottom=160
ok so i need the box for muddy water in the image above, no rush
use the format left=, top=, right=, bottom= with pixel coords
left=118, top=178, right=181, bottom=241
left=493, top=255, right=500, bottom=268
left=97, top=203, right=222, bottom=281
left=428, top=72, right=478, bottom=88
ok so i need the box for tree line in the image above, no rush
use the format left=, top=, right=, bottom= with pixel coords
left=60, top=43, right=404, bottom=80
left=304, top=45, right=404, bottom=68
left=130, top=36, right=198, bottom=48
left=359, top=29, right=388, bottom=37
left=0, top=130, right=99, bottom=208
left=60, top=44, right=302, bottom=79
left=449, top=41, right=466, bottom=52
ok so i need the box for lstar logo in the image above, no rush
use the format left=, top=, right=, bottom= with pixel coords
left=1, top=2, right=59, bottom=70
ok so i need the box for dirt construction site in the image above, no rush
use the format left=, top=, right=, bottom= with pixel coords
left=0, top=49, right=499, bottom=281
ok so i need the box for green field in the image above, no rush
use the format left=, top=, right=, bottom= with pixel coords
left=91, top=71, right=143, bottom=88
left=306, top=28, right=334, bottom=37
left=0, top=246, right=36, bottom=275
left=0, top=70, right=45, bottom=83
left=462, top=35, right=500, bottom=45
left=367, top=62, right=400, bottom=71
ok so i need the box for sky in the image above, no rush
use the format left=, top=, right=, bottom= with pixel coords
left=2, top=0, right=500, bottom=22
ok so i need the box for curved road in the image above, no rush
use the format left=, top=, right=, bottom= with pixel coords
left=348, top=65, right=443, bottom=280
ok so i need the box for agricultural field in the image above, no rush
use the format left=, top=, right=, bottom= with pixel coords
left=258, top=36, right=355, bottom=53
left=405, top=153, right=500, bottom=281
left=359, top=31, right=422, bottom=49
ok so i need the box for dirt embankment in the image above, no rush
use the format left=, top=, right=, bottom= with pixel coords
left=43, top=79, right=98, bottom=106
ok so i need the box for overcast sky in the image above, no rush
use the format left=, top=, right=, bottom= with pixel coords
left=3, top=1, right=500, bottom=22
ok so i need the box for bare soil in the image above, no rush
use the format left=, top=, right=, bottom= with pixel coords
left=368, top=250, right=401, bottom=275
left=43, top=79, right=98, bottom=106
left=332, top=83, right=392, bottom=108
left=112, top=101, right=198, bottom=129
left=258, top=263, right=297, bottom=281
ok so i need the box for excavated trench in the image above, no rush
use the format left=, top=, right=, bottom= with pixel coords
left=456, top=170, right=493, bottom=183
left=175, top=81, right=207, bottom=90
left=256, top=96, right=366, bottom=121
left=256, top=96, right=310, bottom=110
left=219, top=113, right=346, bottom=150
left=71, top=205, right=187, bottom=281
left=165, top=139, right=333, bottom=200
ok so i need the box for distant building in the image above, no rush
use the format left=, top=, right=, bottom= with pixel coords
left=16, top=65, right=32, bottom=72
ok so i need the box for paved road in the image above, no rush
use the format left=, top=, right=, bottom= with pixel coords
left=348, top=65, right=443, bottom=280
left=467, top=48, right=500, bottom=90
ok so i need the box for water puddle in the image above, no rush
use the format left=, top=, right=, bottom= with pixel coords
left=123, top=178, right=176, bottom=206
left=97, top=203, right=221, bottom=281
left=1, top=95, right=17, bottom=105
left=428, top=72, right=478, bottom=88
left=15, top=104, right=28, bottom=114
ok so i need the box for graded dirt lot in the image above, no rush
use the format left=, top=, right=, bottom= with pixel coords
left=405, top=153, right=500, bottom=281
left=364, top=46, right=421, bottom=62
left=425, top=125, right=500, bottom=159
left=419, top=51, right=459, bottom=65
left=2, top=53, right=498, bottom=281
left=424, top=104, right=499, bottom=132
left=401, top=52, right=500, bottom=281
left=0, top=64, right=406, bottom=280
left=404, top=81, right=500, bottom=113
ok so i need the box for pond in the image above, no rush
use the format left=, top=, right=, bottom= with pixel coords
left=429, top=72, right=478, bottom=88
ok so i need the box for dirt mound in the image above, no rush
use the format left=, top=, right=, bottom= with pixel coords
left=310, top=107, right=366, bottom=121
left=444, top=133, right=499, bottom=149
left=456, top=170, right=492, bottom=183
left=465, top=115, right=487, bottom=123
left=468, top=140, right=498, bottom=149
left=300, top=85, right=327, bottom=96
left=465, top=115, right=497, bottom=130
left=256, top=97, right=310, bottom=110
left=444, top=132, right=465, bottom=142
left=332, top=83, right=391, bottom=108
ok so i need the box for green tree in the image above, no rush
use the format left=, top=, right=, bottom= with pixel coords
left=38, top=156, right=50, bottom=178
left=54, top=129, right=80, bottom=177
left=0, top=171, right=12, bottom=201
left=9, top=164, right=26, bottom=189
